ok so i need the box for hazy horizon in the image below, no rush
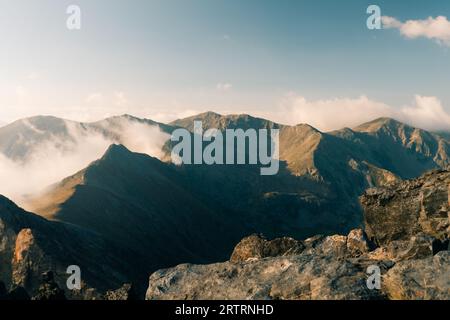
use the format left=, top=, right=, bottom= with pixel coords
left=0, top=110, right=447, bottom=134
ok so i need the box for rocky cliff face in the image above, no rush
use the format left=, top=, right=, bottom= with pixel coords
left=146, top=169, right=450, bottom=300
left=361, top=169, right=449, bottom=246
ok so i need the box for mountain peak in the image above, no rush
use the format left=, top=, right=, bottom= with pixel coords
left=102, top=144, right=133, bottom=159
left=353, top=117, right=408, bottom=133
left=170, top=111, right=281, bottom=131
left=196, top=111, right=223, bottom=118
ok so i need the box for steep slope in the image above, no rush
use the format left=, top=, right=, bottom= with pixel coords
left=0, top=195, right=142, bottom=298
left=350, top=117, right=449, bottom=175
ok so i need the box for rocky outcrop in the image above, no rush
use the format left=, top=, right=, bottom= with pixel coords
left=146, top=228, right=385, bottom=300
left=104, top=283, right=138, bottom=300
left=361, top=169, right=449, bottom=246
left=383, top=251, right=450, bottom=300
left=146, top=169, right=449, bottom=300
left=146, top=229, right=448, bottom=300
left=230, top=234, right=305, bottom=263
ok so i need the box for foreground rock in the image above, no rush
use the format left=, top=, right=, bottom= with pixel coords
left=104, top=283, right=138, bottom=300
left=146, top=230, right=448, bottom=300
left=383, top=251, right=450, bottom=299
left=146, top=169, right=449, bottom=300
left=146, top=228, right=384, bottom=300
left=230, top=234, right=305, bottom=263
left=361, top=169, right=449, bottom=246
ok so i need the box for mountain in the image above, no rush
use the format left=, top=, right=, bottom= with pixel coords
left=0, top=194, right=144, bottom=299
left=23, top=144, right=249, bottom=271
left=171, top=114, right=450, bottom=180
left=146, top=169, right=450, bottom=300
left=164, top=113, right=450, bottom=232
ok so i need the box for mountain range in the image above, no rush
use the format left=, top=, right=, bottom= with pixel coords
left=0, top=111, right=449, bottom=299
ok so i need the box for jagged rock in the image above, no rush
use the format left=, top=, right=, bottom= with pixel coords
left=146, top=253, right=384, bottom=300
left=230, top=234, right=304, bottom=263
left=312, top=229, right=371, bottom=258
left=146, top=230, right=383, bottom=300
left=301, top=234, right=326, bottom=254
left=383, top=251, right=450, bottom=300
left=104, top=283, right=138, bottom=300
left=347, top=229, right=371, bottom=256
left=12, top=228, right=48, bottom=292
left=319, top=235, right=348, bottom=257
left=146, top=229, right=450, bottom=300
left=361, top=169, right=449, bottom=246
left=32, top=271, right=66, bottom=300
left=366, top=233, right=434, bottom=262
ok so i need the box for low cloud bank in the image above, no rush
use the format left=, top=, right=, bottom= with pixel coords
left=0, top=118, right=169, bottom=204
left=265, top=94, right=450, bottom=132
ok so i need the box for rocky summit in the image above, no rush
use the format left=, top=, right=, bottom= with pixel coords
left=146, top=169, right=449, bottom=300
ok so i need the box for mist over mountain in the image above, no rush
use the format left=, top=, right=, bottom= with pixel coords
left=0, top=115, right=170, bottom=203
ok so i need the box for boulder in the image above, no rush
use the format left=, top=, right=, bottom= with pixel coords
left=360, top=169, right=449, bottom=246
left=105, top=283, right=138, bottom=300
left=383, top=251, right=450, bottom=300
left=347, top=229, right=371, bottom=256
left=146, top=254, right=384, bottom=300
left=230, top=234, right=304, bottom=263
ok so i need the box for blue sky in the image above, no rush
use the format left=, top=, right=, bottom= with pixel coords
left=1, top=0, right=450, bottom=130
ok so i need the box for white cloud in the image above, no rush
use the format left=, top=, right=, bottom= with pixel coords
left=216, top=83, right=232, bottom=92
left=400, top=95, right=450, bottom=130
left=382, top=15, right=450, bottom=46
left=262, top=94, right=450, bottom=132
